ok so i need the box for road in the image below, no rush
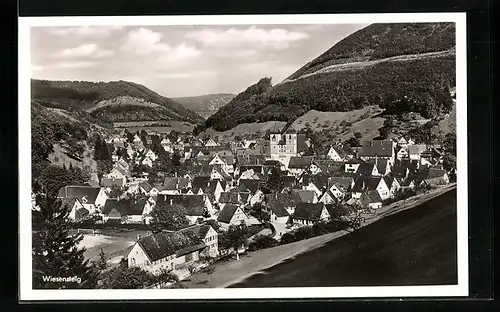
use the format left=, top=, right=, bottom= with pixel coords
left=229, top=188, right=457, bottom=287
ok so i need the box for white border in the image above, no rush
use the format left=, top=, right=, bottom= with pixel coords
left=19, top=13, right=468, bottom=301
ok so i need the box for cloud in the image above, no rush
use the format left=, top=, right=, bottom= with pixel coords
left=52, top=61, right=97, bottom=69
left=54, top=43, right=114, bottom=58
left=48, top=26, right=123, bottom=37
left=32, top=65, right=44, bottom=72
left=157, top=42, right=201, bottom=63
left=156, top=69, right=218, bottom=79
left=186, top=26, right=309, bottom=50
left=120, top=27, right=171, bottom=54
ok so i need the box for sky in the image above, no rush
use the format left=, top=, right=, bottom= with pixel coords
left=30, top=23, right=368, bottom=98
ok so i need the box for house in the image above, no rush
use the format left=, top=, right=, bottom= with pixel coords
left=264, top=193, right=292, bottom=223
left=57, top=186, right=108, bottom=214
left=101, top=177, right=125, bottom=189
left=157, top=194, right=214, bottom=219
left=318, top=190, right=337, bottom=205
left=139, top=181, right=159, bottom=197
left=204, top=138, right=219, bottom=147
left=351, top=176, right=391, bottom=200
left=217, top=204, right=250, bottom=230
left=412, top=168, right=450, bottom=185
left=287, top=156, right=314, bottom=176
left=327, top=145, right=348, bottom=161
left=101, top=198, right=152, bottom=224
left=238, top=179, right=264, bottom=206
left=107, top=163, right=129, bottom=182
left=328, top=177, right=355, bottom=200
left=358, top=140, right=396, bottom=165
left=407, top=144, right=428, bottom=162
left=160, top=177, right=191, bottom=195
left=345, top=158, right=362, bottom=173
left=383, top=176, right=401, bottom=197
left=144, top=149, right=157, bottom=162
left=178, top=224, right=219, bottom=258
left=359, top=190, right=383, bottom=209
left=210, top=166, right=232, bottom=182
left=218, top=192, right=243, bottom=209
left=61, top=198, right=89, bottom=221
left=356, top=162, right=380, bottom=177
left=290, top=189, right=317, bottom=204
left=396, top=147, right=409, bottom=160
left=366, top=158, right=391, bottom=176
left=127, top=230, right=206, bottom=274
left=292, top=203, right=330, bottom=226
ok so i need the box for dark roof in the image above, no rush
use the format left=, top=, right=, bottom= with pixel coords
left=359, top=140, right=394, bottom=158
left=311, top=173, right=330, bottom=190
left=237, top=154, right=266, bottom=166
left=291, top=190, right=316, bottom=203
left=137, top=231, right=205, bottom=262
left=383, top=176, right=396, bottom=188
left=293, top=203, right=325, bottom=221
left=75, top=207, right=90, bottom=219
left=352, top=176, right=383, bottom=193
left=365, top=158, right=389, bottom=175
left=328, top=177, right=353, bottom=192
left=265, top=193, right=292, bottom=217
left=162, top=178, right=190, bottom=190
left=217, top=204, right=240, bottom=223
left=218, top=192, right=240, bottom=204
left=297, top=134, right=308, bottom=153
left=288, top=156, right=313, bottom=169
left=61, top=197, right=80, bottom=210
left=57, top=186, right=101, bottom=204
left=239, top=165, right=264, bottom=174
left=413, top=168, right=448, bottom=181
left=328, top=145, right=348, bottom=159
left=192, top=176, right=211, bottom=190
left=102, top=198, right=148, bottom=216
left=239, top=179, right=261, bottom=194
left=356, top=162, right=377, bottom=176
left=157, top=194, right=205, bottom=209
left=139, top=181, right=153, bottom=192
left=282, top=175, right=297, bottom=187
left=220, top=155, right=235, bottom=165
left=101, top=177, right=124, bottom=188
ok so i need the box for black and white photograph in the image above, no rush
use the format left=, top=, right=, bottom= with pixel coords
left=19, top=13, right=468, bottom=300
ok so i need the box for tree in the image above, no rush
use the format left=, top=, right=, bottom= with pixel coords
left=171, top=150, right=181, bottom=167
left=443, top=133, right=456, bottom=155
left=38, top=164, right=89, bottom=197
left=93, top=248, right=108, bottom=272
left=32, top=192, right=98, bottom=289
left=152, top=267, right=179, bottom=288
left=249, top=203, right=270, bottom=223
left=126, top=131, right=134, bottom=144
left=148, top=204, right=190, bottom=233
left=219, top=224, right=249, bottom=260
left=99, top=266, right=154, bottom=289
left=262, top=167, right=284, bottom=194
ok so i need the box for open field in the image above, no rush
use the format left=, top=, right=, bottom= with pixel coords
left=181, top=185, right=456, bottom=288
left=230, top=187, right=457, bottom=287
left=76, top=229, right=150, bottom=263
left=113, top=120, right=196, bottom=134
left=202, top=121, right=287, bottom=138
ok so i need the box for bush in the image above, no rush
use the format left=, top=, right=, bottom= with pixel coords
left=248, top=235, right=279, bottom=252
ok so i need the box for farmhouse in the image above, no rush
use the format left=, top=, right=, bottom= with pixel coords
left=217, top=204, right=250, bottom=230
left=359, top=140, right=396, bottom=165
left=292, top=202, right=330, bottom=226
left=57, top=185, right=108, bottom=214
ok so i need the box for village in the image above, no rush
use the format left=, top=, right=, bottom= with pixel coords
left=50, top=124, right=454, bottom=286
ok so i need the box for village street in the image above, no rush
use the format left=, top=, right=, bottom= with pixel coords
left=181, top=183, right=456, bottom=288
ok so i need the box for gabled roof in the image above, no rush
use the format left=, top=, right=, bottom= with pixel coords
left=192, top=176, right=211, bottom=190
left=383, top=176, right=396, bottom=189
left=413, top=168, right=448, bottom=181
left=236, top=154, right=266, bottom=166
left=157, top=194, right=205, bottom=210
left=57, top=186, right=101, bottom=204
left=407, top=144, right=428, bottom=156
left=139, top=181, right=154, bottom=192
left=328, top=144, right=348, bottom=159
left=366, top=158, right=389, bottom=175
left=137, top=231, right=205, bottom=262
left=101, top=198, right=148, bottom=216
left=291, top=189, right=316, bottom=203
left=238, top=179, right=261, bottom=194
left=282, top=175, right=297, bottom=188
left=288, top=156, right=313, bottom=169
left=328, top=177, right=353, bottom=192
left=162, top=177, right=190, bottom=190
left=75, top=207, right=90, bottom=219
left=293, top=203, right=325, bottom=221
left=221, top=155, right=235, bottom=165
left=359, top=140, right=394, bottom=157
left=101, top=177, right=124, bottom=188
left=356, top=162, right=377, bottom=176
left=60, top=197, right=81, bottom=210
left=178, top=224, right=213, bottom=239
left=297, top=134, right=309, bottom=153
left=218, top=192, right=240, bottom=204
left=311, top=173, right=330, bottom=191
left=217, top=204, right=241, bottom=223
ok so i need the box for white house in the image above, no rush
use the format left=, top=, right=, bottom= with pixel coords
left=217, top=204, right=250, bottom=230
left=327, top=145, right=347, bottom=162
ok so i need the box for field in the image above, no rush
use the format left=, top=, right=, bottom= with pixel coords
left=76, top=229, right=150, bottom=264
left=230, top=188, right=457, bottom=287
left=202, top=121, right=287, bottom=138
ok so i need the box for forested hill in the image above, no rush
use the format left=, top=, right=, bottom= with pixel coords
left=173, top=93, right=236, bottom=119
left=31, top=79, right=204, bottom=124
left=197, top=22, right=456, bottom=134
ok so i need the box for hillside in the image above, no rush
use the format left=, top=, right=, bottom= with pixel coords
left=31, top=79, right=204, bottom=124
left=197, top=22, right=456, bottom=135
left=173, top=93, right=236, bottom=119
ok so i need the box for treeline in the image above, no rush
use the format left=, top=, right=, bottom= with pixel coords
left=31, top=79, right=203, bottom=123
left=289, top=22, right=455, bottom=79
left=200, top=54, right=455, bottom=133
left=90, top=105, right=181, bottom=123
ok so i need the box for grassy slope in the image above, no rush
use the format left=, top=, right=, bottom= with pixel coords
left=229, top=188, right=457, bottom=287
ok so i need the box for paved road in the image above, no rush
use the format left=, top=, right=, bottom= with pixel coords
left=229, top=188, right=457, bottom=287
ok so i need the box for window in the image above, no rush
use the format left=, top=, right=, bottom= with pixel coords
left=131, top=258, right=136, bottom=265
